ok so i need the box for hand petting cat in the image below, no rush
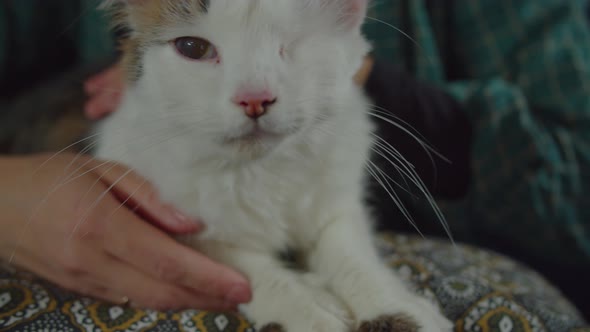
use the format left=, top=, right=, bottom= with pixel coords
left=0, top=153, right=251, bottom=310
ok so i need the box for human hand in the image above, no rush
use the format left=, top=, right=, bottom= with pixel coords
left=0, top=153, right=251, bottom=311
left=84, top=64, right=125, bottom=120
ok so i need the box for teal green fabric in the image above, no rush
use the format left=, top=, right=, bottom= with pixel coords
left=364, top=0, right=590, bottom=267
left=77, top=0, right=117, bottom=63
left=0, top=1, right=114, bottom=83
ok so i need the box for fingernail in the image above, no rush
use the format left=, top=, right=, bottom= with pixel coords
left=167, top=206, right=203, bottom=228
left=225, top=284, right=252, bottom=305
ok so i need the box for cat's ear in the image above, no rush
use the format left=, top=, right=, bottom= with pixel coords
left=98, top=0, right=153, bottom=33
left=98, top=0, right=133, bottom=32
left=313, top=0, right=368, bottom=31
left=319, top=0, right=367, bottom=31
left=341, top=0, right=368, bottom=30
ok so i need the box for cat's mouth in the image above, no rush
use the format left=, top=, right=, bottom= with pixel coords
left=222, top=125, right=285, bottom=145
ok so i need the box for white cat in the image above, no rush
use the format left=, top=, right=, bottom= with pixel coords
left=96, top=1, right=452, bottom=331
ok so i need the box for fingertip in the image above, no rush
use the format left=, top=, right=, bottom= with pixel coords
left=226, top=271, right=251, bottom=289
left=149, top=205, right=204, bottom=235
left=225, top=283, right=252, bottom=305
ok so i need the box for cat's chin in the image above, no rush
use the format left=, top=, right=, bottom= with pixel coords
left=222, top=127, right=285, bottom=145
left=219, top=131, right=288, bottom=161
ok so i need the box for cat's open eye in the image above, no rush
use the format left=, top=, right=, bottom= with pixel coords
left=173, top=37, right=219, bottom=61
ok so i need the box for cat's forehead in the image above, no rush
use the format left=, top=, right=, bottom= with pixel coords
left=125, top=0, right=301, bottom=34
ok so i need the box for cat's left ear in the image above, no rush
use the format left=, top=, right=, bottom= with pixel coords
left=339, top=0, right=368, bottom=30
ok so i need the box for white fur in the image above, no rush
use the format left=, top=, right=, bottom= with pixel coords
left=96, top=0, right=452, bottom=331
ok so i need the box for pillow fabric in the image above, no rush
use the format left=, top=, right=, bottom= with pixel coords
left=1, top=234, right=587, bottom=332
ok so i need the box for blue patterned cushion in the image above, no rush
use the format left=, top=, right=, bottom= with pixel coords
left=1, top=234, right=587, bottom=332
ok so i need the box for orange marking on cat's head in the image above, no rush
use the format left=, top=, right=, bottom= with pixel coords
left=102, top=0, right=210, bottom=82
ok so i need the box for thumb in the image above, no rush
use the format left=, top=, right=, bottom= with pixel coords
left=86, top=158, right=203, bottom=234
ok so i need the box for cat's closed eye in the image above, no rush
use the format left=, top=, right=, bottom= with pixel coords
left=173, top=37, right=219, bottom=62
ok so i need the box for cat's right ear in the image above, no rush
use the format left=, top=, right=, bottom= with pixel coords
left=98, top=0, right=142, bottom=33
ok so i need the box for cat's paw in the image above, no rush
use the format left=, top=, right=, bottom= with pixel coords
left=358, top=314, right=420, bottom=332
left=256, top=312, right=349, bottom=332
left=358, top=311, right=451, bottom=332
left=352, top=297, right=452, bottom=332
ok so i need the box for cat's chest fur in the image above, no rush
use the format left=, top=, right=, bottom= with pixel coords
left=182, top=153, right=328, bottom=251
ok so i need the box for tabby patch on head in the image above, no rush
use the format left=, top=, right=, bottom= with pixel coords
left=102, top=0, right=210, bottom=81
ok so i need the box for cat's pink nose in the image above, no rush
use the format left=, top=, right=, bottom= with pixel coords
left=232, top=91, right=277, bottom=119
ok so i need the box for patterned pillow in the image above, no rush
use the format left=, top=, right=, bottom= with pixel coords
left=1, top=234, right=587, bottom=332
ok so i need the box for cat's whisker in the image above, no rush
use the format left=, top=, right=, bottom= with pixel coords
left=9, top=134, right=104, bottom=263
left=372, top=147, right=414, bottom=196
left=31, top=133, right=102, bottom=178
left=310, top=113, right=416, bottom=186
left=68, top=167, right=135, bottom=241
left=96, top=178, right=149, bottom=238
left=13, top=122, right=186, bottom=262
left=56, top=124, right=183, bottom=186
left=375, top=141, right=453, bottom=242
left=369, top=146, right=417, bottom=198
left=365, top=161, right=424, bottom=237
left=364, top=16, right=419, bottom=49
left=312, top=101, right=453, bottom=241
left=368, top=157, right=416, bottom=200
left=310, top=109, right=454, bottom=243
left=37, top=138, right=102, bottom=211
left=61, top=159, right=113, bottom=190
left=367, top=108, right=449, bottom=163
left=367, top=105, right=435, bottom=150
left=9, top=159, right=115, bottom=263
left=33, top=110, right=194, bottom=182
left=364, top=16, right=436, bottom=67
left=371, top=133, right=454, bottom=243
left=77, top=162, right=122, bottom=220
left=68, top=114, right=214, bottom=188
left=368, top=105, right=443, bottom=181
left=371, top=135, right=422, bottom=187
left=367, top=108, right=445, bottom=196
left=370, top=139, right=432, bottom=207
left=309, top=114, right=426, bottom=232
left=57, top=140, right=102, bottom=185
